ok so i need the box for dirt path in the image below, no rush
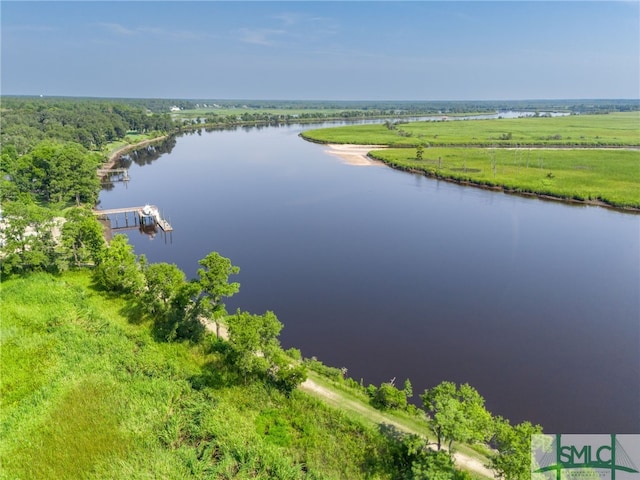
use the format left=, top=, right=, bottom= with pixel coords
left=201, top=318, right=494, bottom=478
left=201, top=317, right=228, bottom=339
left=300, top=378, right=409, bottom=431
left=300, top=377, right=495, bottom=478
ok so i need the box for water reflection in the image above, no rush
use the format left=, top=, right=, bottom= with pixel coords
left=119, top=136, right=177, bottom=168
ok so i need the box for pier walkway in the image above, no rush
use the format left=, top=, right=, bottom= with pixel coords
left=93, top=205, right=173, bottom=232
left=97, top=168, right=130, bottom=182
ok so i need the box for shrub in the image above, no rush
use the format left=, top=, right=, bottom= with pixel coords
left=369, top=382, right=408, bottom=410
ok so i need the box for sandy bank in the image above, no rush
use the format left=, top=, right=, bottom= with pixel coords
left=323, top=144, right=387, bottom=166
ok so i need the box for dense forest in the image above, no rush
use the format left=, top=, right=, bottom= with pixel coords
left=12, top=95, right=638, bottom=478
left=0, top=98, right=179, bottom=275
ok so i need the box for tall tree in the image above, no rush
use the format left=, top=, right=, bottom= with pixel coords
left=142, top=262, right=186, bottom=317
left=167, top=281, right=205, bottom=342
left=490, top=417, right=542, bottom=480
left=0, top=200, right=58, bottom=275
left=420, top=382, right=493, bottom=451
left=9, top=140, right=101, bottom=205
left=196, top=252, right=240, bottom=336
left=61, top=207, right=105, bottom=268
left=150, top=280, right=203, bottom=343
left=226, top=310, right=282, bottom=382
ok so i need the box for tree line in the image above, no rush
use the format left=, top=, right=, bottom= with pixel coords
left=1, top=98, right=180, bottom=208
left=93, top=235, right=308, bottom=396
left=0, top=98, right=180, bottom=271
left=82, top=230, right=541, bottom=478
left=1, top=97, right=177, bottom=154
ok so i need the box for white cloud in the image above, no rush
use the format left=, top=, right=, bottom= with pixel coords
left=2, top=24, right=58, bottom=33
left=97, top=22, right=136, bottom=36
left=270, top=12, right=302, bottom=26
left=96, top=23, right=214, bottom=41
left=238, top=28, right=286, bottom=47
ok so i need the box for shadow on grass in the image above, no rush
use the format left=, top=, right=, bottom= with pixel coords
left=118, top=298, right=147, bottom=325
left=379, top=422, right=408, bottom=444
left=189, top=337, right=241, bottom=390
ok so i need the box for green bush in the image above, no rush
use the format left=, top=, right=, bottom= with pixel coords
left=369, top=382, right=408, bottom=410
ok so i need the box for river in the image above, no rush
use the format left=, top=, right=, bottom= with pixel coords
left=98, top=120, right=639, bottom=434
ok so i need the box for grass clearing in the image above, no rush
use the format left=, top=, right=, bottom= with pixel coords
left=101, top=133, right=161, bottom=160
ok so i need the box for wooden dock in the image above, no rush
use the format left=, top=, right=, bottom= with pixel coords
left=93, top=205, right=173, bottom=232
left=97, top=167, right=129, bottom=181
left=155, top=218, right=173, bottom=232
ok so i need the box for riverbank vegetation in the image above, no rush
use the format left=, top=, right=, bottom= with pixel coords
left=6, top=96, right=634, bottom=478
left=2, top=255, right=539, bottom=479
left=301, top=112, right=640, bottom=210
left=369, top=147, right=639, bottom=208
left=1, top=271, right=388, bottom=479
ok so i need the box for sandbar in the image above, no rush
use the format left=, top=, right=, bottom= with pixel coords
left=323, top=144, right=387, bottom=166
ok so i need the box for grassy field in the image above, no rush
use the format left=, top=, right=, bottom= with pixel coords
left=1, top=271, right=489, bottom=479
left=301, top=113, right=640, bottom=209
left=369, top=147, right=640, bottom=208
left=101, top=133, right=160, bottom=158
left=301, top=112, right=640, bottom=147
left=0, top=272, right=370, bottom=478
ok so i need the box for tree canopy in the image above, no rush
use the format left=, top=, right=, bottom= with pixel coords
left=420, top=381, right=493, bottom=451
left=92, top=234, right=145, bottom=294
left=60, top=207, right=106, bottom=268
left=196, top=251, right=240, bottom=336
left=142, top=262, right=187, bottom=317
left=227, top=310, right=283, bottom=381
left=0, top=200, right=58, bottom=275
left=490, top=417, right=543, bottom=480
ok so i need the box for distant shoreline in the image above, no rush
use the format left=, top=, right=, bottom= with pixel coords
left=103, top=135, right=169, bottom=168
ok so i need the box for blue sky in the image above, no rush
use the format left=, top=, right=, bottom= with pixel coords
left=2, top=1, right=639, bottom=100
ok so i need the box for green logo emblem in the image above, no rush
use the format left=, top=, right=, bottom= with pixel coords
left=532, top=434, right=639, bottom=480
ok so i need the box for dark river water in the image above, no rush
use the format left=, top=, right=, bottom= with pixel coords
left=98, top=121, right=640, bottom=434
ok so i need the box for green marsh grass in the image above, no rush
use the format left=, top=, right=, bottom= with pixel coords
left=1, top=271, right=421, bottom=479
left=301, top=113, right=640, bottom=209
left=369, top=147, right=640, bottom=208
left=302, top=112, right=640, bottom=147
